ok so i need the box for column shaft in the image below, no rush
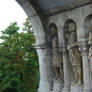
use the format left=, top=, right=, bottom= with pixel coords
left=79, top=43, right=91, bottom=92
left=62, top=46, right=70, bottom=92
left=36, top=45, right=53, bottom=92
left=82, top=52, right=91, bottom=92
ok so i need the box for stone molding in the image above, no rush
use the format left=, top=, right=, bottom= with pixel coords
left=78, top=40, right=88, bottom=56
left=59, top=43, right=68, bottom=55
left=33, top=44, right=47, bottom=49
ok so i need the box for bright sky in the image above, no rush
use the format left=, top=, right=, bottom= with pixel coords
left=0, top=0, right=27, bottom=31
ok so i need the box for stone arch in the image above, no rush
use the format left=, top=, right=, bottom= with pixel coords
left=64, top=19, right=76, bottom=30
left=63, top=19, right=77, bottom=82
left=84, top=14, right=92, bottom=81
left=64, top=19, right=83, bottom=85
left=63, top=19, right=77, bottom=43
left=16, top=1, right=54, bottom=92
left=48, top=23, right=59, bottom=48
left=84, top=14, right=92, bottom=41
left=49, top=23, right=58, bottom=30
left=16, top=0, right=46, bottom=45
left=49, top=23, right=58, bottom=35
left=48, top=23, right=64, bottom=92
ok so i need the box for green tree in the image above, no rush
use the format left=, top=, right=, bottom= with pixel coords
left=0, top=19, right=39, bottom=92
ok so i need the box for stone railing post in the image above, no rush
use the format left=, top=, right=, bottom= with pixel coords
left=79, top=41, right=91, bottom=92
left=34, top=44, right=53, bottom=92
left=60, top=43, right=70, bottom=92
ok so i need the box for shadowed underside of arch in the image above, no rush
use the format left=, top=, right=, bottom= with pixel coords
left=16, top=0, right=92, bottom=43
left=18, top=0, right=92, bottom=16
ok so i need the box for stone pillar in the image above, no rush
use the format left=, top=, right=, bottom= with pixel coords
left=35, top=44, right=53, bottom=92
left=61, top=43, right=70, bottom=92
left=57, top=25, right=70, bottom=92
left=79, top=41, right=91, bottom=92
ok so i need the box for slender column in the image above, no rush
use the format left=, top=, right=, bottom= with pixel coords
left=79, top=41, right=91, bottom=92
left=57, top=25, right=70, bottom=92
left=35, top=44, right=53, bottom=92
left=61, top=43, right=70, bottom=92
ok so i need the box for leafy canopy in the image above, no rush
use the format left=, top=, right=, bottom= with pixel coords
left=0, top=19, right=39, bottom=92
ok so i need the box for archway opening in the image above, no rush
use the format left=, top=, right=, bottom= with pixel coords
left=84, top=14, right=92, bottom=80
left=49, top=23, right=63, bottom=83
left=0, top=1, right=39, bottom=92
left=64, top=19, right=77, bottom=43
left=84, top=14, right=92, bottom=41
left=64, top=19, right=83, bottom=85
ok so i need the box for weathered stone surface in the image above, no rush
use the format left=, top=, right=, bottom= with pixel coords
left=53, top=81, right=63, bottom=92
left=16, top=0, right=92, bottom=92
left=71, top=85, right=83, bottom=92
left=27, top=0, right=92, bottom=16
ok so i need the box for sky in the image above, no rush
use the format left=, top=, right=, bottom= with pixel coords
left=0, top=0, right=27, bottom=31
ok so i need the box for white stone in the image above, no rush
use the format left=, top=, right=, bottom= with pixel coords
left=71, top=85, right=83, bottom=92
left=53, top=81, right=63, bottom=92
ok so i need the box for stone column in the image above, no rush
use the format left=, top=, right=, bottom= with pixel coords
left=57, top=25, right=70, bottom=92
left=79, top=41, right=91, bottom=92
left=61, top=43, right=70, bottom=92
left=35, top=44, right=53, bottom=92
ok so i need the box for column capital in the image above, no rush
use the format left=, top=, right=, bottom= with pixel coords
left=33, top=43, right=47, bottom=49
left=59, top=42, right=67, bottom=54
left=78, top=40, right=88, bottom=55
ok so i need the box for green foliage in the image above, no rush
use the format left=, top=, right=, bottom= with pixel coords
left=0, top=19, right=39, bottom=92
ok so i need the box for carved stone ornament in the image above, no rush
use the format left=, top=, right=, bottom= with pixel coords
left=51, top=26, right=63, bottom=81
left=59, top=43, right=67, bottom=54
left=78, top=40, right=88, bottom=55
left=88, top=19, right=92, bottom=59
left=67, top=23, right=82, bottom=85
left=69, top=23, right=76, bottom=32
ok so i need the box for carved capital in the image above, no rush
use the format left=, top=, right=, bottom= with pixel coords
left=78, top=41, right=88, bottom=56
left=33, top=43, right=46, bottom=49
left=59, top=43, right=67, bottom=55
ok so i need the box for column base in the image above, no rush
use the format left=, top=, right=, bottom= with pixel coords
left=62, top=87, right=70, bottom=92
left=83, top=88, right=92, bottom=92
left=62, top=83, right=70, bottom=92
left=38, top=80, right=52, bottom=92
left=71, top=85, right=83, bottom=92
left=53, top=80, right=63, bottom=92
left=38, top=88, right=40, bottom=92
